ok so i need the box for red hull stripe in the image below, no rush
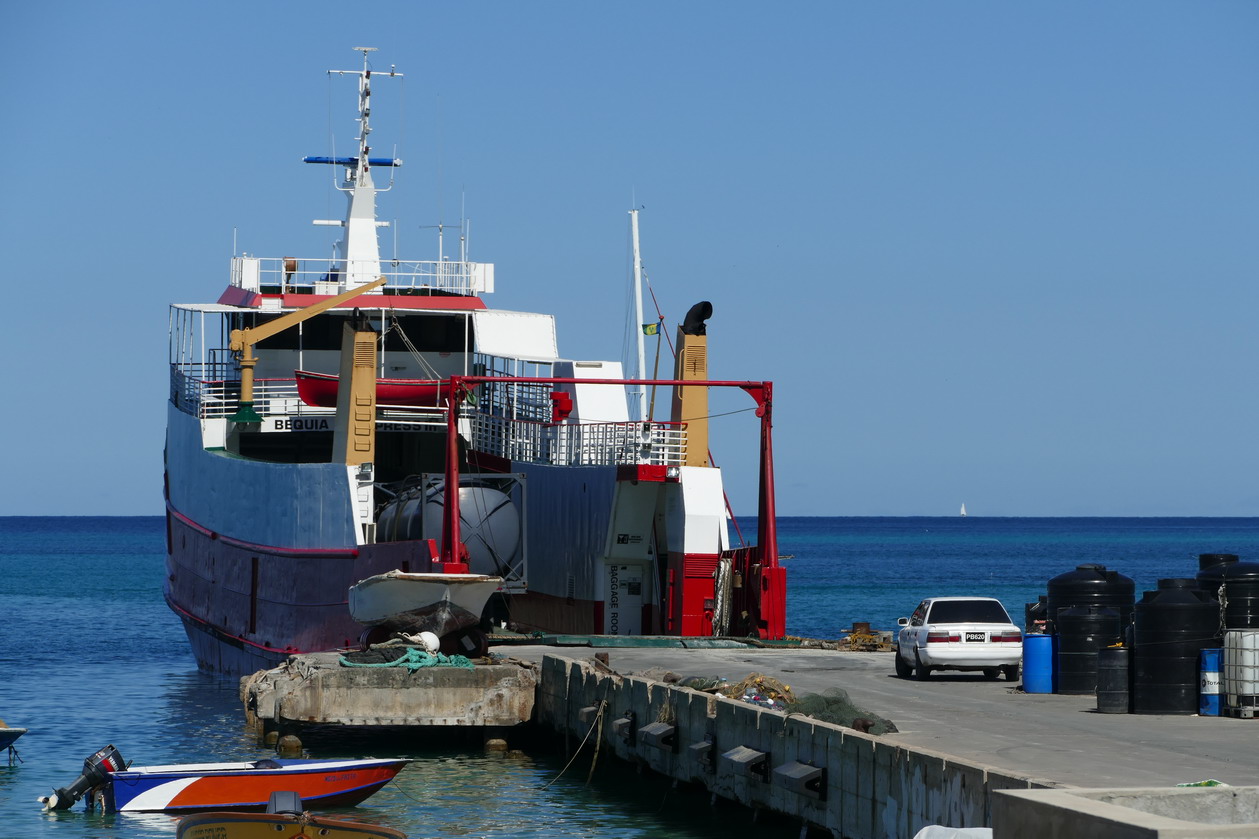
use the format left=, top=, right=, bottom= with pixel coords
left=167, top=506, right=359, bottom=557
left=165, top=595, right=301, bottom=655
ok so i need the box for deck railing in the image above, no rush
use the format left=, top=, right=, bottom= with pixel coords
left=465, top=413, right=687, bottom=467
left=231, top=255, right=492, bottom=297
left=169, top=365, right=687, bottom=465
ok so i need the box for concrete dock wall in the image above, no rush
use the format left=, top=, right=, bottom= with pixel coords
left=536, top=654, right=1053, bottom=838
left=245, top=652, right=537, bottom=729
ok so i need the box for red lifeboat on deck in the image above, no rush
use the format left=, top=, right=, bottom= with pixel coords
left=295, top=369, right=442, bottom=408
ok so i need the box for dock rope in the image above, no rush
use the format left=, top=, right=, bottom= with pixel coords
left=339, top=647, right=474, bottom=670
left=542, top=682, right=613, bottom=789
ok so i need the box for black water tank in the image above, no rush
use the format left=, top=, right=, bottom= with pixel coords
left=1132, top=583, right=1222, bottom=714
left=1196, top=553, right=1239, bottom=599
left=1096, top=646, right=1130, bottom=714
left=1024, top=597, right=1048, bottom=633
left=1056, top=605, right=1122, bottom=695
left=1221, top=562, right=1259, bottom=629
left=1046, top=564, right=1135, bottom=634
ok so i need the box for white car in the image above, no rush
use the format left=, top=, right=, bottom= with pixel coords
left=894, top=596, right=1022, bottom=681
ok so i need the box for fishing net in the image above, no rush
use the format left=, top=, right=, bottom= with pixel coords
left=340, top=646, right=475, bottom=670
left=789, top=687, right=898, bottom=734
left=657, top=670, right=896, bottom=733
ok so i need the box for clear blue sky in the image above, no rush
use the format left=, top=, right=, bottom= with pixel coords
left=3, top=2, right=1256, bottom=516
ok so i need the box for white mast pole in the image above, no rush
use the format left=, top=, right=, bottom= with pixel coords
left=630, top=209, right=647, bottom=421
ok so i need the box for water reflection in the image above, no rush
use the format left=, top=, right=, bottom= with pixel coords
left=1, top=519, right=798, bottom=839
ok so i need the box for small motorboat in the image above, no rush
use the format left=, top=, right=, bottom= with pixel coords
left=177, top=791, right=407, bottom=839
left=0, top=724, right=27, bottom=751
left=349, top=570, right=502, bottom=641
left=295, top=369, right=442, bottom=408
left=1, top=722, right=26, bottom=764
left=41, top=745, right=408, bottom=813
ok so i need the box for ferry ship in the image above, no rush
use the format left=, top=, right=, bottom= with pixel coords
left=164, top=49, right=785, bottom=675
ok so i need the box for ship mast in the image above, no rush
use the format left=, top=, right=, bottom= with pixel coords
left=308, top=47, right=404, bottom=290
left=630, top=209, right=648, bottom=421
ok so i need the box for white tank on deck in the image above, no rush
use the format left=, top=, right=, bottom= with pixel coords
left=377, top=483, right=521, bottom=577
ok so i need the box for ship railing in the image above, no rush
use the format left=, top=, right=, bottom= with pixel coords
left=474, top=380, right=558, bottom=425
left=465, top=412, right=687, bottom=467
left=171, top=366, right=687, bottom=457
left=170, top=367, right=446, bottom=427
left=230, top=256, right=492, bottom=297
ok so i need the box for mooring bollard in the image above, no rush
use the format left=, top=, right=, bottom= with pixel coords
left=275, top=734, right=302, bottom=757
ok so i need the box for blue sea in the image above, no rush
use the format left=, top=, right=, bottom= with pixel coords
left=3, top=516, right=1258, bottom=838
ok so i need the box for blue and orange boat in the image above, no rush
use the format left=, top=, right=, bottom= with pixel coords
left=42, top=745, right=408, bottom=813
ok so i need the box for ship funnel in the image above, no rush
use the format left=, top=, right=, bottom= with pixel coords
left=680, top=301, right=712, bottom=335
left=39, top=744, right=126, bottom=811
left=671, top=301, right=713, bottom=467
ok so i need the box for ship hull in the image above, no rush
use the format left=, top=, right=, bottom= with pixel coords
left=164, top=510, right=431, bottom=673
left=166, top=509, right=604, bottom=673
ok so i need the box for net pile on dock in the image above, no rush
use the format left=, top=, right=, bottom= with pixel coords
left=340, top=646, right=475, bottom=670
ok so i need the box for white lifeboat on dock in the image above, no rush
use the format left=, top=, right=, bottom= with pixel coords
left=348, top=570, right=502, bottom=649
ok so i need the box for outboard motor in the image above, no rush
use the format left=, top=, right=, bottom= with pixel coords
left=40, top=744, right=126, bottom=810
left=266, top=790, right=305, bottom=815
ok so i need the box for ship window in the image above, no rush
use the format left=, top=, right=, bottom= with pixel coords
left=245, top=312, right=472, bottom=353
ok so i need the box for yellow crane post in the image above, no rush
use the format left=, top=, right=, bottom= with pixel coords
left=227, top=277, right=387, bottom=423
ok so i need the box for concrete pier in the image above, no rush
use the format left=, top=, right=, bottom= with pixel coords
left=531, top=649, right=1259, bottom=838
left=242, top=650, right=537, bottom=734
left=536, top=652, right=1041, bottom=838
left=239, top=641, right=1259, bottom=837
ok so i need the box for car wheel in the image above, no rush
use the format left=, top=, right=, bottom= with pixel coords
left=913, top=650, right=931, bottom=680
left=982, top=668, right=999, bottom=680
left=894, top=649, right=912, bottom=678
left=1003, top=663, right=1020, bottom=682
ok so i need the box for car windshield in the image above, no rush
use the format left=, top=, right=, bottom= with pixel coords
left=928, top=600, right=1011, bottom=624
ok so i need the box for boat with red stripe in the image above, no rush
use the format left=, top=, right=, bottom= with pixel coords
left=41, top=745, right=407, bottom=813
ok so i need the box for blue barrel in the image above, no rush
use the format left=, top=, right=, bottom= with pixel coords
left=1200, top=648, right=1222, bottom=716
left=1023, top=634, right=1055, bottom=694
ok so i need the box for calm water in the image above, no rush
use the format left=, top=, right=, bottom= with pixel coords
left=3, top=516, right=1258, bottom=837
left=774, top=516, right=1259, bottom=639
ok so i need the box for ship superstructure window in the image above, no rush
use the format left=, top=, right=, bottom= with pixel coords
left=244, top=312, right=473, bottom=354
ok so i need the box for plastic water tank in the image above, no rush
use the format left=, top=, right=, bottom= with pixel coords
left=1024, top=596, right=1048, bottom=634
left=1045, top=564, right=1135, bottom=634
left=1132, top=583, right=1222, bottom=714
left=1196, top=553, right=1239, bottom=600
left=1221, top=562, right=1259, bottom=629
left=1096, top=646, right=1130, bottom=714
left=1055, top=605, right=1121, bottom=695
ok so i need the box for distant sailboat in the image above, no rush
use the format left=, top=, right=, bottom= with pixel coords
left=960, top=503, right=967, bottom=517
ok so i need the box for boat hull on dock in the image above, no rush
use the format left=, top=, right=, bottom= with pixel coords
left=349, top=571, right=502, bottom=637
